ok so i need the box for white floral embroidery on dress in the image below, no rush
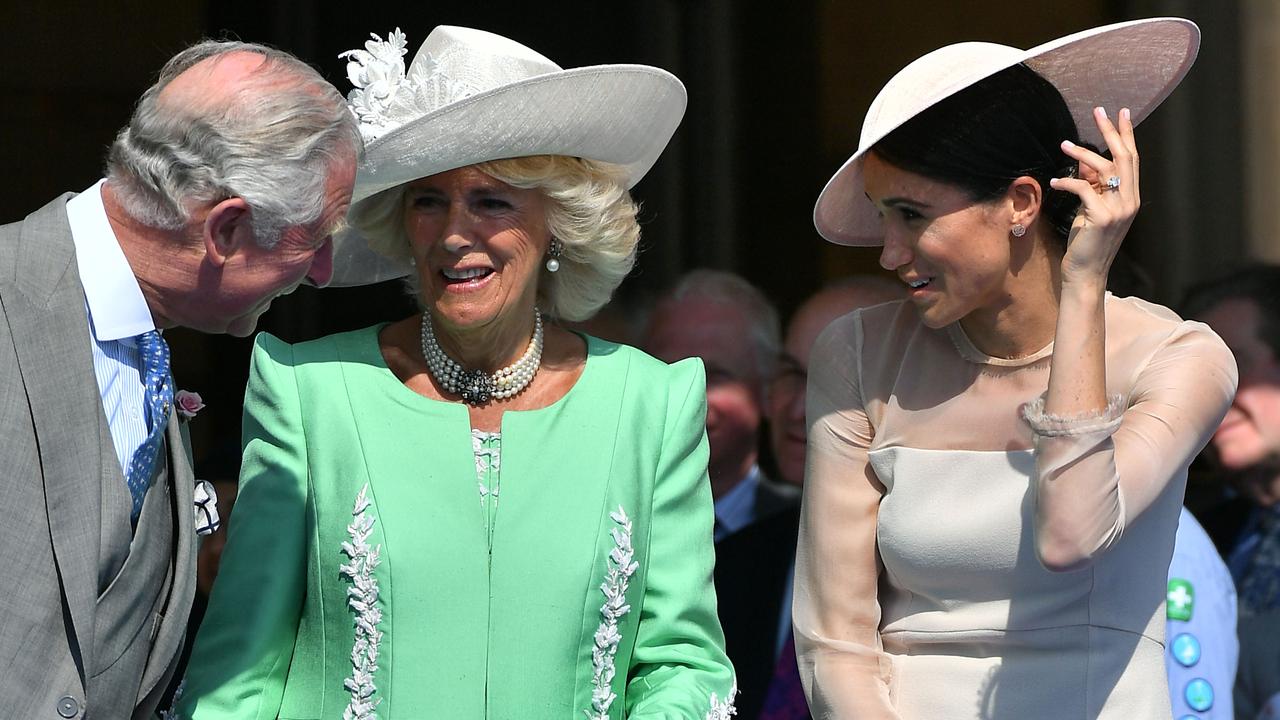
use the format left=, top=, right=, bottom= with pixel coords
left=339, top=28, right=479, bottom=142
left=706, top=681, right=739, bottom=719
left=586, top=506, right=640, bottom=719
left=340, top=484, right=384, bottom=720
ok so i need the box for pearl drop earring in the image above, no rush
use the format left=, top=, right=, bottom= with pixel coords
left=545, top=238, right=563, bottom=272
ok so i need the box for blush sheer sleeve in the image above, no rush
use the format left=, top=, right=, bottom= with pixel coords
left=793, top=314, right=900, bottom=719
left=1023, top=321, right=1238, bottom=571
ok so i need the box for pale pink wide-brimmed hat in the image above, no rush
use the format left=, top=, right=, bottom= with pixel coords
left=813, top=17, right=1200, bottom=246
left=329, top=25, right=687, bottom=286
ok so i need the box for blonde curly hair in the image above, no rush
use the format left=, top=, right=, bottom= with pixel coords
left=350, top=155, right=640, bottom=321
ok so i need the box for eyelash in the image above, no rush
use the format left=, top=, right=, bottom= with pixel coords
left=410, top=194, right=443, bottom=209
left=874, top=205, right=924, bottom=223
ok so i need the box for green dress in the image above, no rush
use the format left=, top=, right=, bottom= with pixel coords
left=177, top=326, right=736, bottom=719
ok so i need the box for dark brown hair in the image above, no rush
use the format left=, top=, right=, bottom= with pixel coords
left=871, top=63, right=1091, bottom=245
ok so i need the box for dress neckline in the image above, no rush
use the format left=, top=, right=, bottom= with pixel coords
left=363, top=323, right=601, bottom=419
left=944, top=322, right=1053, bottom=367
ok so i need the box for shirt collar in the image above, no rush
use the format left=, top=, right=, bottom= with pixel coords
left=714, top=464, right=761, bottom=536
left=66, top=180, right=156, bottom=341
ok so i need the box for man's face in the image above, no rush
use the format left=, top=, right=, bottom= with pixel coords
left=200, top=152, right=356, bottom=337
left=767, top=284, right=901, bottom=486
left=767, top=301, right=841, bottom=488
left=1199, top=297, right=1280, bottom=504
left=644, top=298, right=764, bottom=486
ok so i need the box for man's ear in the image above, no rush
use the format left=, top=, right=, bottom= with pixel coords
left=202, top=198, right=253, bottom=267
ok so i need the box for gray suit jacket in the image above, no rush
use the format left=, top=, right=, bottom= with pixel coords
left=0, top=195, right=197, bottom=719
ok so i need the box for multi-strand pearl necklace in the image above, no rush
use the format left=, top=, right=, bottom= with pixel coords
left=420, top=310, right=544, bottom=406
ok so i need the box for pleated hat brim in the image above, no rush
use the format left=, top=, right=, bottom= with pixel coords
left=813, top=17, right=1200, bottom=247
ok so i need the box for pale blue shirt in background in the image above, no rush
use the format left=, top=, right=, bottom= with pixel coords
left=1166, top=506, right=1237, bottom=719
left=713, top=464, right=761, bottom=542
left=66, top=179, right=158, bottom=475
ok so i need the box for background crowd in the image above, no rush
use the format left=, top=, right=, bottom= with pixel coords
left=6, top=3, right=1280, bottom=719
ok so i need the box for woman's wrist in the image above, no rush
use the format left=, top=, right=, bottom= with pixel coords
left=1058, top=274, right=1108, bottom=301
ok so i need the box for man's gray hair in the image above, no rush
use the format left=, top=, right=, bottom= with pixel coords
left=106, top=40, right=361, bottom=248
left=665, top=269, right=782, bottom=381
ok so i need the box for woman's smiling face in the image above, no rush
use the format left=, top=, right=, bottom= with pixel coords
left=403, top=165, right=551, bottom=332
left=864, top=152, right=1013, bottom=329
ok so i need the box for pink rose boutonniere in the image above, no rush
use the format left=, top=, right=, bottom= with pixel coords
left=175, top=390, right=205, bottom=420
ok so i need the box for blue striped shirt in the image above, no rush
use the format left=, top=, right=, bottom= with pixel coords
left=66, top=180, right=158, bottom=475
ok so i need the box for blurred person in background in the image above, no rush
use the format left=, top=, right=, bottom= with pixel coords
left=1184, top=266, right=1280, bottom=617
left=1164, top=506, right=1237, bottom=719
left=1235, top=609, right=1280, bottom=719
left=719, top=275, right=902, bottom=720
left=767, top=276, right=903, bottom=492
left=642, top=268, right=794, bottom=542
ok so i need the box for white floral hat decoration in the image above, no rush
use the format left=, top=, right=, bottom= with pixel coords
left=329, top=26, right=688, bottom=286
left=813, top=17, right=1200, bottom=246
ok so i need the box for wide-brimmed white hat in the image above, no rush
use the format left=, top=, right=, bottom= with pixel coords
left=329, top=25, right=687, bottom=286
left=814, top=17, right=1199, bottom=246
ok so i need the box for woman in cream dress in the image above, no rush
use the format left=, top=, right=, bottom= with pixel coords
left=795, top=18, right=1237, bottom=719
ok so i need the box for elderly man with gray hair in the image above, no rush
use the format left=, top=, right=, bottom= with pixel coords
left=641, top=268, right=792, bottom=541
left=0, top=40, right=359, bottom=719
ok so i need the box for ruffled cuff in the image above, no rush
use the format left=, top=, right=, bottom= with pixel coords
left=1021, top=394, right=1126, bottom=437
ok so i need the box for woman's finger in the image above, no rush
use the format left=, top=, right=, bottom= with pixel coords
left=1092, top=106, right=1140, bottom=201
left=1075, top=158, right=1102, bottom=185
left=1119, top=107, right=1140, bottom=189
left=1049, top=176, right=1110, bottom=215
left=1092, top=107, right=1130, bottom=170
left=1049, top=175, right=1097, bottom=198
left=1060, top=140, right=1114, bottom=182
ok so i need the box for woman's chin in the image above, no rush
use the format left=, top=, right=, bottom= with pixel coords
left=914, top=304, right=954, bottom=329
left=428, top=299, right=502, bottom=330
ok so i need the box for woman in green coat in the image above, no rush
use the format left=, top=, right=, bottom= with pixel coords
left=177, top=25, right=735, bottom=719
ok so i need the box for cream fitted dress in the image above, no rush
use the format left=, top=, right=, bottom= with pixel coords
left=794, top=295, right=1237, bottom=719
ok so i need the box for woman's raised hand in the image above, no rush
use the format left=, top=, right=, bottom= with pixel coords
left=1048, top=106, right=1140, bottom=288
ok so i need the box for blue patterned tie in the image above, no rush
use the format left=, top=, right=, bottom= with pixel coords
left=125, top=330, right=172, bottom=523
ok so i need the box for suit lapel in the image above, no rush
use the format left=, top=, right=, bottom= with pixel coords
left=6, top=196, right=103, bottom=680
left=137, top=412, right=195, bottom=699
